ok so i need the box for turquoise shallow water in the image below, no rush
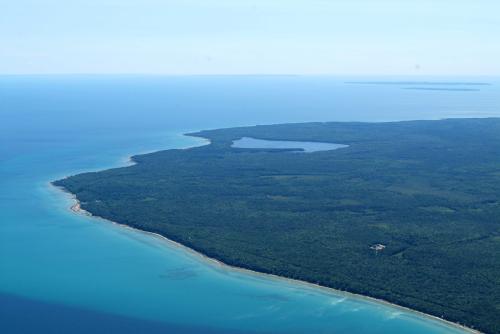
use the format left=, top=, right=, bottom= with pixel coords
left=1, top=75, right=498, bottom=333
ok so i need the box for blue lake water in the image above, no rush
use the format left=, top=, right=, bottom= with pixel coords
left=1, top=75, right=498, bottom=333
left=232, top=137, right=348, bottom=153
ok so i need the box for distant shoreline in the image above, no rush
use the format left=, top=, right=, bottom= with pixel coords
left=50, top=131, right=481, bottom=334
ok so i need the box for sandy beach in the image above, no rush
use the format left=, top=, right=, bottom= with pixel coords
left=52, top=177, right=481, bottom=334
left=48, top=131, right=483, bottom=334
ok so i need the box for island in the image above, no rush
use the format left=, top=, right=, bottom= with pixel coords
left=54, top=118, right=500, bottom=334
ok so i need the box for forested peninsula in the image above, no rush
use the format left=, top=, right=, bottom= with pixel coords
left=54, top=119, right=500, bottom=333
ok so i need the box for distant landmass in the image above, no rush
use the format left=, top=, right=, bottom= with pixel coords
left=54, top=118, right=500, bottom=334
left=345, top=81, right=490, bottom=92
left=345, top=81, right=491, bottom=86
left=403, top=88, right=481, bottom=92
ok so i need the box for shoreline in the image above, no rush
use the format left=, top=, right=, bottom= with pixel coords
left=59, top=189, right=480, bottom=334
left=49, top=132, right=482, bottom=334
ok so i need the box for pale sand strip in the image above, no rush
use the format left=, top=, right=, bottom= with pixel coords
left=49, top=184, right=481, bottom=334
left=49, top=132, right=482, bottom=334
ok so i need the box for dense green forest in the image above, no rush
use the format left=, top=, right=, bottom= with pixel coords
left=54, top=119, right=500, bottom=333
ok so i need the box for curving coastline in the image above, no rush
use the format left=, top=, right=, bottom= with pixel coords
left=51, top=132, right=482, bottom=334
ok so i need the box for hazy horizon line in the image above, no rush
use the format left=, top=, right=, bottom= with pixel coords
left=1, top=73, right=499, bottom=78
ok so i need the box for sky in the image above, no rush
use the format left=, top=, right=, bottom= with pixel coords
left=1, top=0, right=499, bottom=75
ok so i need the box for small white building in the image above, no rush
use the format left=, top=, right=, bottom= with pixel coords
left=370, top=244, right=386, bottom=251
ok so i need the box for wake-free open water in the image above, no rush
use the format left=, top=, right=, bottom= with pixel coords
left=231, top=137, right=348, bottom=152
left=1, top=75, right=498, bottom=333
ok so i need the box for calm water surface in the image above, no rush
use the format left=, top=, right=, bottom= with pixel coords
left=232, top=137, right=348, bottom=152
left=1, top=75, right=498, bottom=333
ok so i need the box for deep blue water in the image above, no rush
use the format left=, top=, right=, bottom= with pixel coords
left=1, top=75, right=498, bottom=333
